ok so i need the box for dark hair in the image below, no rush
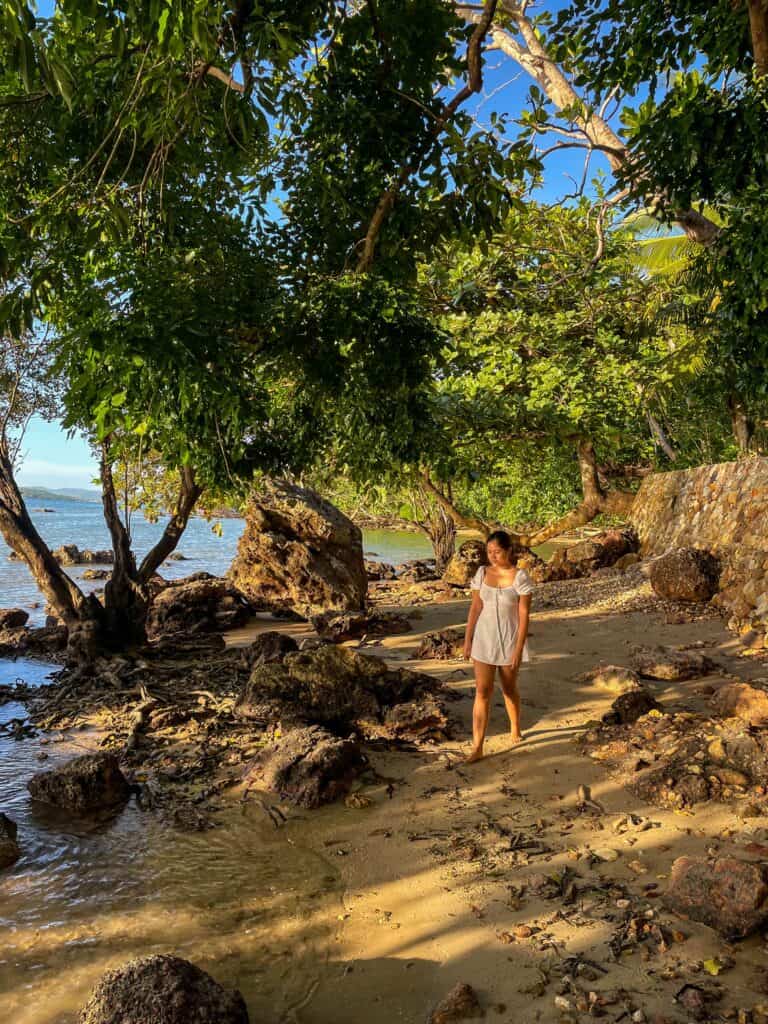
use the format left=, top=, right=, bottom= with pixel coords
left=486, top=530, right=513, bottom=550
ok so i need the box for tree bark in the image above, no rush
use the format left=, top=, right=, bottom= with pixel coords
left=0, top=440, right=89, bottom=626
left=748, top=0, right=768, bottom=76
left=137, top=466, right=203, bottom=581
left=728, top=393, right=754, bottom=452
left=422, top=505, right=458, bottom=575
left=457, top=3, right=721, bottom=245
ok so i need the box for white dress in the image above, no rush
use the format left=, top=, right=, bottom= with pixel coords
left=470, top=566, right=533, bottom=666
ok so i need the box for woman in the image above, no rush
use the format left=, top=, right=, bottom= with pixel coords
left=462, top=530, right=533, bottom=763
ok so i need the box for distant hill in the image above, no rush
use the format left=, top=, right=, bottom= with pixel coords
left=20, top=487, right=100, bottom=504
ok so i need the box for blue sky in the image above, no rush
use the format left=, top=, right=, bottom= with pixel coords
left=18, top=0, right=617, bottom=489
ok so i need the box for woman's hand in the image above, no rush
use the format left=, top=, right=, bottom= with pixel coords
left=463, top=637, right=473, bottom=661
left=508, top=649, right=523, bottom=672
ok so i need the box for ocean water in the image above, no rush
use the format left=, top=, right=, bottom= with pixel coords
left=0, top=499, right=434, bottom=623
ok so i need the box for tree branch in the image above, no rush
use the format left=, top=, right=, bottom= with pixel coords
left=138, top=466, right=203, bottom=582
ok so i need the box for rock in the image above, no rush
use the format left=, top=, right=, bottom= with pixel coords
left=602, top=689, right=663, bottom=725
left=52, top=544, right=114, bottom=566
left=310, top=610, right=411, bottom=643
left=146, top=573, right=251, bottom=637
left=28, top=753, right=132, bottom=811
left=229, top=480, right=367, bottom=616
left=0, top=813, right=20, bottom=869
left=416, top=627, right=465, bottom=661
left=631, top=645, right=716, bottom=681
left=81, top=568, right=110, bottom=581
left=0, top=607, right=29, bottom=629
left=664, top=856, right=768, bottom=940
left=167, top=552, right=187, bottom=561
left=365, top=560, right=396, bottom=581
left=428, top=982, right=483, bottom=1024
left=396, top=558, right=437, bottom=583
left=243, top=725, right=364, bottom=808
left=237, top=645, right=450, bottom=743
left=711, top=682, right=768, bottom=726
left=593, top=848, right=620, bottom=862
left=615, top=552, right=642, bottom=571
left=78, top=954, right=248, bottom=1024
left=578, top=664, right=642, bottom=695
left=648, top=548, right=720, bottom=603
left=442, top=541, right=488, bottom=587
left=238, top=631, right=298, bottom=672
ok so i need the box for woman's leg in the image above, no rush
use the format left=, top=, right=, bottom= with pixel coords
left=498, top=665, right=523, bottom=742
left=466, top=660, right=496, bottom=763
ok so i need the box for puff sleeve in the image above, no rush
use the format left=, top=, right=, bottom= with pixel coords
left=514, top=568, right=533, bottom=595
left=470, top=566, right=485, bottom=590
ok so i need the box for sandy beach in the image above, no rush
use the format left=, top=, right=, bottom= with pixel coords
left=231, top=575, right=768, bottom=1023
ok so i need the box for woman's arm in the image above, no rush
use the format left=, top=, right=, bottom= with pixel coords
left=509, top=593, right=532, bottom=670
left=463, top=591, right=483, bottom=659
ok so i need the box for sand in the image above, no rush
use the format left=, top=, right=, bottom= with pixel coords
left=242, top=580, right=768, bottom=1023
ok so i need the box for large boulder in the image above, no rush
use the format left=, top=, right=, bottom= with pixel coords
left=53, top=544, right=114, bottom=566
left=663, top=856, right=768, bottom=940
left=236, top=645, right=451, bottom=743
left=238, top=631, right=298, bottom=672
left=648, top=547, right=720, bottom=603
left=442, top=541, right=487, bottom=587
left=365, top=560, right=396, bottom=581
left=146, top=573, right=251, bottom=638
left=78, top=955, right=248, bottom=1024
left=244, top=725, right=365, bottom=808
left=0, top=813, right=20, bottom=869
left=229, top=481, right=367, bottom=616
left=28, top=753, right=132, bottom=811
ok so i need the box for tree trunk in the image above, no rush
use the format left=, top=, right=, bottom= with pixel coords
left=0, top=440, right=91, bottom=626
left=728, top=393, right=754, bottom=453
left=424, top=506, right=458, bottom=575
left=748, top=0, right=768, bottom=76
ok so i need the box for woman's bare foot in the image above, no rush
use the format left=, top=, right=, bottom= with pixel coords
left=464, top=746, right=485, bottom=764
left=510, top=732, right=524, bottom=745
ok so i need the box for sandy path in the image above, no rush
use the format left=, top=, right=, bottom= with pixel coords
left=252, top=591, right=768, bottom=1024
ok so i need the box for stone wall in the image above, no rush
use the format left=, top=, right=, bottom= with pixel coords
left=630, top=458, right=768, bottom=635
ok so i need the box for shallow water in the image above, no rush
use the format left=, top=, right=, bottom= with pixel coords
left=0, top=660, right=343, bottom=1023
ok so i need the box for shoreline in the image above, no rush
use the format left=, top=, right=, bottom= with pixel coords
left=5, top=568, right=768, bottom=1020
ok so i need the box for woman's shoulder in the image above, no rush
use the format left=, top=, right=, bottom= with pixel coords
left=470, top=565, right=486, bottom=589
left=514, top=567, right=533, bottom=594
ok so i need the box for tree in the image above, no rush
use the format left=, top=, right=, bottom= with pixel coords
left=415, top=201, right=706, bottom=542
left=0, top=0, right=527, bottom=652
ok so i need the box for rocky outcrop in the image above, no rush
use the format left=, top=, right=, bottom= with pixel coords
left=78, top=955, right=248, bottom=1024
left=648, top=548, right=720, bottom=602
left=244, top=725, right=365, bottom=808
left=543, top=529, right=638, bottom=582
left=236, top=645, right=451, bottom=744
left=53, top=545, right=113, bottom=566
left=146, top=573, right=251, bottom=638
left=229, top=481, right=367, bottom=616
left=28, top=753, right=131, bottom=811
left=396, top=559, right=437, bottom=583
left=630, top=459, right=768, bottom=638
left=664, top=856, right=768, bottom=940
left=711, top=682, right=768, bottom=726
left=365, top=560, right=396, bottom=581
left=0, top=622, right=68, bottom=658
left=310, top=610, right=411, bottom=643
left=238, top=631, right=298, bottom=672
left=602, top=688, right=662, bottom=725
left=416, top=627, right=465, bottom=661
left=630, top=645, right=716, bottom=681
left=0, top=607, right=28, bottom=629
left=442, top=541, right=487, bottom=587
left=0, top=813, right=20, bottom=869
